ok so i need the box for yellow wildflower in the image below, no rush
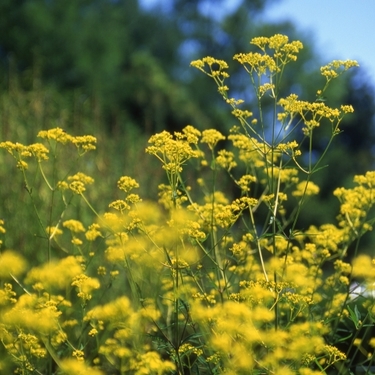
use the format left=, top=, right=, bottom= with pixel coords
left=0, top=141, right=29, bottom=157
left=72, top=135, right=97, bottom=152
left=17, top=160, right=28, bottom=170
left=201, top=129, right=225, bottom=150
left=292, top=181, right=320, bottom=197
left=236, top=174, right=257, bottom=192
left=117, top=176, right=139, bottom=193
left=85, top=223, right=102, bottom=241
left=59, top=359, right=104, bottom=375
left=320, top=59, right=359, bottom=81
left=216, top=149, right=237, bottom=171
left=71, top=274, right=100, bottom=302
left=68, top=172, right=94, bottom=194
left=71, top=237, right=83, bottom=246
left=352, top=255, right=375, bottom=281
left=109, top=199, right=130, bottom=211
left=0, top=250, right=27, bottom=279
left=63, top=219, right=86, bottom=233
left=181, top=125, right=201, bottom=144
left=234, top=52, right=277, bottom=75
left=25, top=256, right=82, bottom=290
left=37, top=127, right=73, bottom=144
left=28, top=143, right=49, bottom=161
left=126, top=193, right=142, bottom=204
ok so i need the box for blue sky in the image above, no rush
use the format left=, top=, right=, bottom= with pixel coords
left=140, top=0, right=375, bottom=85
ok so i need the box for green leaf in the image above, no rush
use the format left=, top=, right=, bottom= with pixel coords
left=347, top=305, right=361, bottom=329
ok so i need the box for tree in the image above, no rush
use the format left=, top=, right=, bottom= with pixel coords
left=0, top=0, right=374, bottom=231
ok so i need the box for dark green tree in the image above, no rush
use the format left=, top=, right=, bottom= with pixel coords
left=0, top=0, right=374, bottom=235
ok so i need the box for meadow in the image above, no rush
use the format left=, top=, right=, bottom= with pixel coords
left=0, top=34, right=374, bottom=375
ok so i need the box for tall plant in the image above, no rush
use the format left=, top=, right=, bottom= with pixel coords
left=2, top=34, right=375, bottom=375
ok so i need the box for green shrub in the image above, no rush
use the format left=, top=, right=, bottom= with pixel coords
left=0, top=34, right=373, bottom=375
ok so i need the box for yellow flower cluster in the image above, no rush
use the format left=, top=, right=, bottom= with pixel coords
left=201, top=129, right=225, bottom=150
left=117, top=175, right=139, bottom=193
left=190, top=57, right=229, bottom=80
left=85, top=223, right=102, bottom=241
left=234, top=52, right=277, bottom=75
left=0, top=141, right=49, bottom=169
left=38, top=127, right=96, bottom=153
left=63, top=219, right=85, bottom=233
left=67, top=172, right=94, bottom=194
left=234, top=34, right=303, bottom=76
left=0, top=34, right=368, bottom=374
left=292, top=180, right=320, bottom=197
left=0, top=250, right=27, bottom=279
left=25, top=256, right=82, bottom=290
left=320, top=59, right=359, bottom=80
left=228, top=133, right=267, bottom=167
left=278, top=94, right=351, bottom=135
left=38, top=128, right=72, bottom=143
left=146, top=127, right=201, bottom=175
left=215, top=149, right=237, bottom=171
left=59, top=359, right=103, bottom=375
left=71, top=274, right=100, bottom=302
left=334, top=171, right=375, bottom=237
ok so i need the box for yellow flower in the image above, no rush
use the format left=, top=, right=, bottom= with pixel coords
left=201, top=129, right=225, bottom=149
left=27, top=143, right=49, bottom=161
left=57, top=181, right=69, bottom=190
left=68, top=172, right=94, bottom=194
left=0, top=141, right=29, bottom=157
left=37, top=127, right=73, bottom=144
left=2, top=294, right=61, bottom=334
left=352, top=255, right=375, bottom=281
left=234, top=52, right=277, bottom=75
left=136, top=351, right=175, bottom=374
left=71, top=274, right=100, bottom=301
left=25, top=256, right=82, bottom=290
left=17, top=160, right=28, bottom=170
left=63, top=219, right=86, bottom=233
left=85, top=296, right=132, bottom=322
left=353, top=171, right=375, bottom=186
left=0, top=250, right=27, bottom=279
left=46, top=225, right=63, bottom=238
left=97, top=266, right=106, bottom=276
left=259, top=82, right=275, bottom=97
left=181, top=125, right=201, bottom=144
left=236, top=174, right=257, bottom=192
left=59, top=359, right=104, bottom=375
left=292, top=181, right=320, bottom=197
left=320, top=59, right=359, bottom=81
left=268, top=34, right=289, bottom=49
left=72, top=350, right=84, bottom=361
left=89, top=328, right=99, bottom=336
left=226, top=97, right=244, bottom=106
left=146, top=130, right=200, bottom=179
left=190, top=57, right=229, bottom=71
left=126, top=193, right=142, bottom=204
left=0, top=219, right=5, bottom=234
left=341, top=104, right=354, bottom=113
left=117, top=176, right=139, bottom=193
left=369, top=338, right=375, bottom=348
left=72, top=135, right=97, bottom=152
left=71, top=237, right=83, bottom=246
left=85, top=223, right=102, bottom=241
left=250, top=36, right=270, bottom=50
left=216, top=149, right=237, bottom=171
left=232, top=108, right=253, bottom=119
left=109, top=199, right=130, bottom=211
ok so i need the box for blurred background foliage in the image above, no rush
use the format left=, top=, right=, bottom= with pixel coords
left=0, top=0, right=375, bottom=257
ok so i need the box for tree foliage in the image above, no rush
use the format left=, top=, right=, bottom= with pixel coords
left=0, top=0, right=374, bottom=229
